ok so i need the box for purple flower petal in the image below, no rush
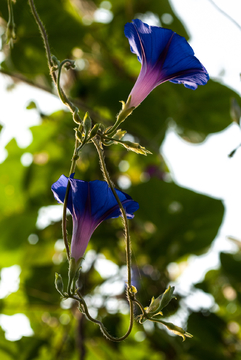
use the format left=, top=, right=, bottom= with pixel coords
left=51, top=174, right=74, bottom=213
left=51, top=176, right=139, bottom=261
left=124, top=19, right=209, bottom=108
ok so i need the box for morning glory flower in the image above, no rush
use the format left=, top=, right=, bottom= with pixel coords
left=124, top=19, right=209, bottom=108
left=51, top=175, right=139, bottom=262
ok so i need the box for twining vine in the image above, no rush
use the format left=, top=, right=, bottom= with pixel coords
left=4, top=0, right=211, bottom=342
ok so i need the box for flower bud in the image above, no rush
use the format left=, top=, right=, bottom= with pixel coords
left=83, top=112, right=92, bottom=136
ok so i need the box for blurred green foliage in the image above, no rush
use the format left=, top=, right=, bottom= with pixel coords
left=0, top=0, right=240, bottom=359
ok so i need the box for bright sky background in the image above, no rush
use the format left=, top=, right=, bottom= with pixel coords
left=162, top=0, right=241, bottom=317
left=0, top=0, right=241, bottom=340
left=170, top=0, right=241, bottom=95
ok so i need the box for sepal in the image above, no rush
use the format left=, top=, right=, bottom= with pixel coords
left=67, top=257, right=83, bottom=294
left=75, top=127, right=84, bottom=142
left=152, top=318, right=193, bottom=341
left=121, top=141, right=152, bottom=156
left=117, top=98, right=135, bottom=124
left=112, top=129, right=127, bottom=141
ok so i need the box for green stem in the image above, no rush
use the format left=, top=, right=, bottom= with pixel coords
left=62, top=180, right=70, bottom=261
left=62, top=137, right=80, bottom=261
left=28, top=0, right=83, bottom=125
left=28, top=0, right=56, bottom=82
left=7, top=0, right=14, bottom=24
left=29, top=0, right=138, bottom=342
left=88, top=137, right=135, bottom=341
left=104, top=110, right=125, bottom=137
left=73, top=290, right=134, bottom=342
left=133, top=298, right=146, bottom=316
left=102, top=135, right=129, bottom=146
left=105, top=100, right=134, bottom=136
left=104, top=119, right=121, bottom=137
left=92, top=137, right=132, bottom=287
left=56, top=60, right=82, bottom=124
left=7, top=0, right=15, bottom=42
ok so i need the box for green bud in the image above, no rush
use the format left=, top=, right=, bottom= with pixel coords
left=145, top=286, right=176, bottom=315
left=130, top=285, right=137, bottom=294
left=88, top=123, right=100, bottom=139
left=55, top=273, right=64, bottom=296
left=158, top=286, right=176, bottom=312
left=83, top=112, right=92, bottom=136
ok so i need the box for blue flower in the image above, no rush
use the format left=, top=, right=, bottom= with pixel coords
left=51, top=175, right=139, bottom=262
left=124, top=19, right=209, bottom=108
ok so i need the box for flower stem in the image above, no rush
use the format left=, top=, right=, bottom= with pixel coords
left=62, top=136, right=80, bottom=261
left=92, top=137, right=132, bottom=287
left=105, top=100, right=134, bottom=136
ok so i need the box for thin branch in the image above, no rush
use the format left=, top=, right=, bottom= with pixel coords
left=208, top=0, right=241, bottom=32
left=72, top=291, right=134, bottom=342
left=28, top=0, right=56, bottom=81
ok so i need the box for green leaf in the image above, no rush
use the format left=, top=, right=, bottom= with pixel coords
left=26, top=101, right=37, bottom=110
left=130, top=178, right=224, bottom=265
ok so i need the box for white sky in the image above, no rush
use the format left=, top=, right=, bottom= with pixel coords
left=0, top=0, right=241, bottom=340
left=163, top=0, right=241, bottom=240
left=170, top=0, right=241, bottom=95
left=161, top=0, right=241, bottom=315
